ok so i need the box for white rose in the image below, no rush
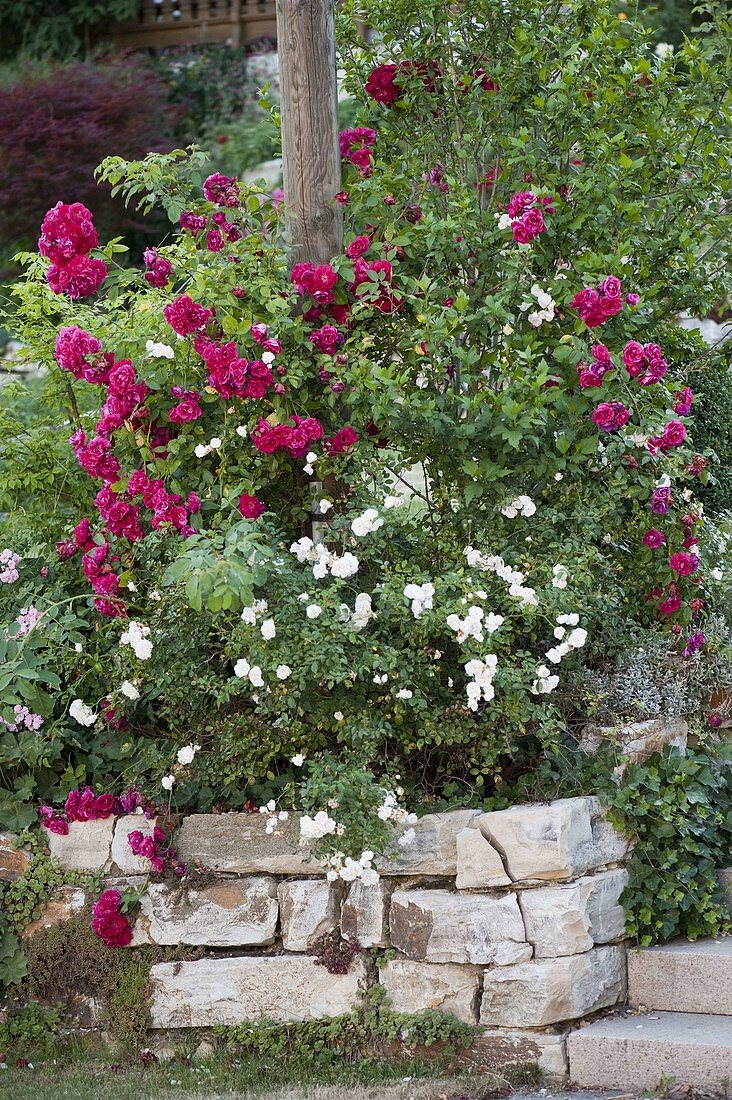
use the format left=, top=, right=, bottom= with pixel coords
left=120, top=681, right=140, bottom=700
left=69, top=699, right=97, bottom=726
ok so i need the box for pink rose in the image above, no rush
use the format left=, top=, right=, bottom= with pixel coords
left=239, top=494, right=265, bottom=519
left=642, top=529, right=666, bottom=549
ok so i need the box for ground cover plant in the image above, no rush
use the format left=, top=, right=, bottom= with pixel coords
left=1, top=0, right=731, bottom=924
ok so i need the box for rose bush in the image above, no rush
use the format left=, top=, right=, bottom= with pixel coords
left=1, top=0, right=731, bottom=860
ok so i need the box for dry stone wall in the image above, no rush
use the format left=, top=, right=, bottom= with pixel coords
left=24, top=795, right=633, bottom=1079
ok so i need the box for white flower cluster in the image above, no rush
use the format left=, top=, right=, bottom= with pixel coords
left=120, top=621, right=153, bottom=660
left=464, top=546, right=538, bottom=607
left=145, top=339, right=175, bottom=359
left=299, top=810, right=338, bottom=840
left=447, top=605, right=489, bottom=643
left=377, top=790, right=417, bottom=827
left=234, top=657, right=264, bottom=687
left=120, top=680, right=140, bottom=700
left=351, top=508, right=384, bottom=537
left=290, top=536, right=359, bottom=579
left=324, top=850, right=379, bottom=885
left=403, top=581, right=434, bottom=619
left=545, top=614, right=587, bottom=664
left=259, top=800, right=290, bottom=835
left=464, top=655, right=498, bottom=711
left=336, top=592, right=373, bottom=631
left=383, top=495, right=406, bottom=509
left=521, top=283, right=556, bottom=328
left=69, top=698, right=97, bottom=726
left=194, top=437, right=222, bottom=458
left=241, top=599, right=269, bottom=625
left=530, top=665, right=560, bottom=695
left=552, top=564, right=568, bottom=589
left=177, top=742, right=201, bottom=765
left=501, top=495, right=537, bottom=518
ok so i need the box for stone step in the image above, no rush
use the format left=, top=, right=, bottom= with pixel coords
left=568, top=1011, right=732, bottom=1092
left=628, top=937, right=732, bottom=1015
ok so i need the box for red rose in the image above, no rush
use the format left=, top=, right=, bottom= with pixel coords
left=239, top=494, right=266, bottom=519
left=365, top=64, right=400, bottom=105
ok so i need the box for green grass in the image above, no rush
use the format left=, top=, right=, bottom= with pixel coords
left=0, top=1051, right=512, bottom=1100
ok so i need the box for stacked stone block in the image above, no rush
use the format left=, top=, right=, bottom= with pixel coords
left=14, top=795, right=633, bottom=1078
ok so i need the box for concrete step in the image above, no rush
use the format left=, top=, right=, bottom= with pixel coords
left=628, top=937, right=732, bottom=1015
left=569, top=1011, right=732, bottom=1092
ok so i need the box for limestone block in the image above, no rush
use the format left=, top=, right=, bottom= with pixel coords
left=341, top=880, right=392, bottom=948
left=586, top=797, right=633, bottom=866
left=466, top=1028, right=568, bottom=1079
left=278, top=880, right=339, bottom=952
left=111, top=815, right=158, bottom=874
left=719, top=868, right=732, bottom=915
left=579, top=717, right=688, bottom=765
left=581, top=868, right=628, bottom=943
left=379, top=958, right=480, bottom=1024
left=47, top=818, right=114, bottom=872
left=377, top=809, right=481, bottom=876
left=139, top=877, right=278, bottom=947
left=389, top=888, right=529, bottom=965
left=0, top=832, right=31, bottom=882
left=149, top=955, right=368, bottom=1027
left=177, top=813, right=322, bottom=875
left=21, top=886, right=87, bottom=939
left=455, top=826, right=511, bottom=890
left=477, top=797, right=628, bottom=883
left=480, top=945, right=627, bottom=1027
left=519, top=869, right=628, bottom=957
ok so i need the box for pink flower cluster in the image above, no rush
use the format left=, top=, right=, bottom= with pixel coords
left=202, top=172, right=240, bottom=207
left=40, top=785, right=154, bottom=836
left=352, top=258, right=400, bottom=313
left=591, top=400, right=631, bottom=432
left=577, top=344, right=614, bottom=388
left=164, top=295, right=213, bottom=337
left=309, top=324, right=344, bottom=355
left=239, top=493, right=266, bottom=519
left=340, top=127, right=377, bottom=177
left=179, top=208, right=241, bottom=252
left=252, top=415, right=324, bottom=459
left=194, top=335, right=274, bottom=400
left=55, top=325, right=107, bottom=383
left=0, top=549, right=20, bottom=583
left=291, top=263, right=339, bottom=304
left=364, top=61, right=442, bottom=106
left=647, top=419, right=687, bottom=454
left=38, top=202, right=106, bottom=299
left=143, top=248, right=173, bottom=289
left=168, top=387, right=202, bottom=424
left=1, top=705, right=43, bottom=732
left=324, top=426, right=359, bottom=455
left=15, top=605, right=43, bottom=636
left=622, top=341, right=668, bottom=385
left=571, top=277, right=623, bottom=328
left=92, top=890, right=133, bottom=947
left=506, top=192, right=553, bottom=243
left=674, top=387, right=694, bottom=416
left=128, top=823, right=186, bottom=878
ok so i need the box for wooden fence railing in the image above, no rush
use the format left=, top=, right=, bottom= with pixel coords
left=108, top=0, right=277, bottom=49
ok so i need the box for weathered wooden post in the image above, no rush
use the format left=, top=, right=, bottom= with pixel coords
left=275, top=0, right=343, bottom=265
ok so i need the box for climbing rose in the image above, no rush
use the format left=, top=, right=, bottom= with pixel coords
left=203, top=172, right=239, bottom=206
left=91, top=889, right=133, bottom=948
left=38, top=201, right=98, bottom=262
left=673, top=387, right=694, bottom=416
left=364, top=63, right=401, bottom=105
left=643, top=529, right=666, bottom=549
left=143, top=249, right=173, bottom=288
left=47, top=255, right=107, bottom=299
left=239, top=494, right=266, bottom=519
left=168, top=389, right=202, bottom=424
left=591, top=401, right=630, bottom=431
left=163, top=295, right=213, bottom=336
left=669, top=551, right=699, bottom=576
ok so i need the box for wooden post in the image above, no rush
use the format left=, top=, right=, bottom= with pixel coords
left=276, top=0, right=343, bottom=265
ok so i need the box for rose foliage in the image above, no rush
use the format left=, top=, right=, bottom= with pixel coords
left=1, top=0, right=731, bottom=859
